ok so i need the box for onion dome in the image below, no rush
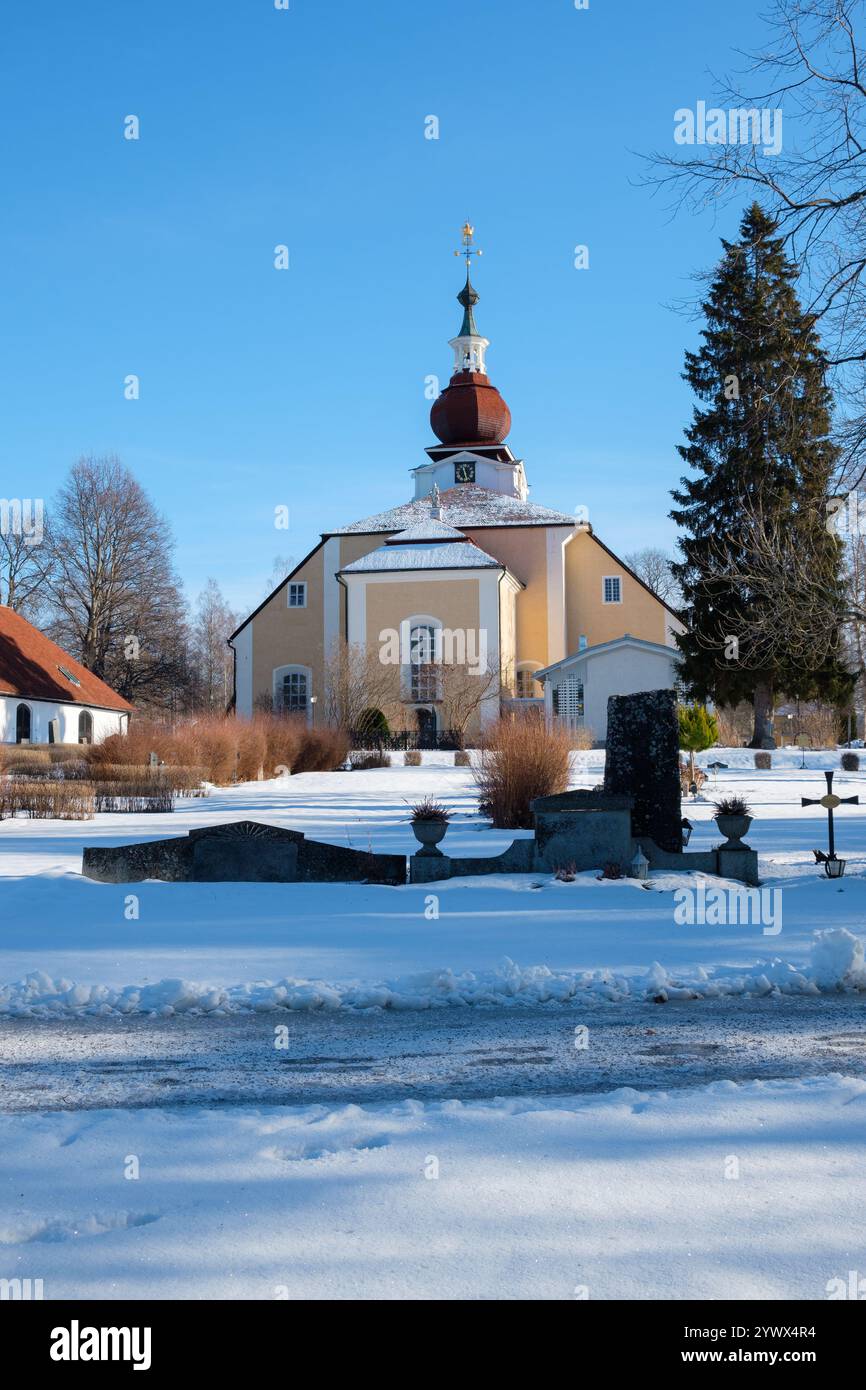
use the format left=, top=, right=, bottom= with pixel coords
left=430, top=368, right=512, bottom=446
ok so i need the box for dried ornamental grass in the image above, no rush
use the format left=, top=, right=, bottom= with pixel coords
left=474, top=713, right=571, bottom=829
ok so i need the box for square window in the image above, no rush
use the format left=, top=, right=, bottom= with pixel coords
left=288, top=582, right=307, bottom=608
left=603, top=576, right=622, bottom=604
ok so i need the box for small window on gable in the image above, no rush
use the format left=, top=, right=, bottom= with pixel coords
left=288, top=582, right=307, bottom=609
left=603, top=576, right=622, bottom=604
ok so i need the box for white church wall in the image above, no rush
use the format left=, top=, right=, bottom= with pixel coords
left=0, top=696, right=128, bottom=745
left=582, top=645, right=679, bottom=741
left=233, top=623, right=253, bottom=719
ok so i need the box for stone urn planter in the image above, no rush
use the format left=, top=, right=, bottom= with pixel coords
left=409, top=799, right=450, bottom=857
left=714, top=812, right=753, bottom=850
left=412, top=819, right=448, bottom=856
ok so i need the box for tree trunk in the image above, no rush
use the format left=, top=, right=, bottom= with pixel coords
left=749, top=681, right=776, bottom=748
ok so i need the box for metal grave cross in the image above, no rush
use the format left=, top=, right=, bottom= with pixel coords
left=801, top=769, right=859, bottom=877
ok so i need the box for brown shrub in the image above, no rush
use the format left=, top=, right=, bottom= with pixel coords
left=87, top=721, right=181, bottom=769
left=93, top=780, right=174, bottom=813
left=454, top=750, right=471, bottom=767
left=754, top=751, right=772, bottom=770
left=236, top=721, right=268, bottom=781
left=404, top=749, right=422, bottom=767
left=187, top=719, right=239, bottom=784
left=0, top=780, right=95, bottom=820
left=841, top=751, right=860, bottom=772
left=259, top=716, right=305, bottom=778
left=473, top=713, right=571, bottom=828
left=47, top=744, right=90, bottom=764
left=0, top=747, right=51, bottom=775
left=292, top=727, right=350, bottom=773
left=349, top=750, right=391, bottom=770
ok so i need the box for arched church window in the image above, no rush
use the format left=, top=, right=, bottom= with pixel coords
left=516, top=664, right=543, bottom=699
left=408, top=622, right=440, bottom=702
left=15, top=703, right=32, bottom=744
left=78, top=710, right=94, bottom=744
left=282, top=670, right=308, bottom=713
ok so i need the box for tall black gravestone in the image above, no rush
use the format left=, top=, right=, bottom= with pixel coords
left=603, top=688, right=682, bottom=853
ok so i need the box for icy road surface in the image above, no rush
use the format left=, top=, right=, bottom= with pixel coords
left=2, top=994, right=865, bottom=1113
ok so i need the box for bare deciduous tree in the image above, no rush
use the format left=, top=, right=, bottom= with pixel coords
left=623, top=547, right=681, bottom=605
left=322, top=638, right=396, bottom=730
left=436, top=661, right=503, bottom=748
left=190, top=578, right=238, bottom=712
left=693, top=496, right=856, bottom=672
left=0, top=526, right=55, bottom=621
left=45, top=455, right=190, bottom=710
left=647, top=0, right=866, bottom=487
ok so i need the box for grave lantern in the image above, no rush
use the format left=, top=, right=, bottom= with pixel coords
left=630, top=845, right=649, bottom=881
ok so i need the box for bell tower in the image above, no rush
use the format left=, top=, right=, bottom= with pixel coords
left=414, top=223, right=527, bottom=502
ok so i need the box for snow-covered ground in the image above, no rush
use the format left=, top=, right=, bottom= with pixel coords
left=0, top=749, right=864, bottom=1010
left=1, top=749, right=865, bottom=1299
left=2, top=1077, right=864, bottom=1300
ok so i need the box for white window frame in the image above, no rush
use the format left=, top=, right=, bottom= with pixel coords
left=602, top=575, right=622, bottom=604
left=287, top=582, right=307, bottom=609
left=272, top=664, right=313, bottom=721
left=403, top=615, right=442, bottom=704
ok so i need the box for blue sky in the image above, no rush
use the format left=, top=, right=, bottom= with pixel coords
left=0, top=0, right=774, bottom=616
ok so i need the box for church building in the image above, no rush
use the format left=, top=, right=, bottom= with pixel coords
left=230, top=226, right=682, bottom=742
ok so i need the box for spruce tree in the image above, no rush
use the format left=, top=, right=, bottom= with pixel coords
left=671, top=203, right=849, bottom=747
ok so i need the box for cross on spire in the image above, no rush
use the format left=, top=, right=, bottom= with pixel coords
left=449, top=221, right=488, bottom=372
left=454, top=220, right=482, bottom=274
left=801, top=769, right=859, bottom=877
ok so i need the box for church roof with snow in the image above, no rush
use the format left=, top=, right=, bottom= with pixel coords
left=339, top=509, right=505, bottom=573
left=331, top=484, right=577, bottom=535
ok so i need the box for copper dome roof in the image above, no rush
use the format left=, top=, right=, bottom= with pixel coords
left=430, top=370, right=512, bottom=447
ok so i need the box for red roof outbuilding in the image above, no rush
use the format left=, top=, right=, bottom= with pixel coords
left=0, top=606, right=134, bottom=712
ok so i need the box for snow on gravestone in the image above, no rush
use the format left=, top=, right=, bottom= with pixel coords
left=603, top=688, right=682, bottom=854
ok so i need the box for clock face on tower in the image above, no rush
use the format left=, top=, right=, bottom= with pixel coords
left=454, top=461, right=475, bottom=484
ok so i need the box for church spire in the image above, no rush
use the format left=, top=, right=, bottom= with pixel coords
left=430, top=222, right=512, bottom=447
left=450, top=222, right=489, bottom=376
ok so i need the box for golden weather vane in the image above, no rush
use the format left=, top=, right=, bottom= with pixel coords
left=454, top=220, right=483, bottom=272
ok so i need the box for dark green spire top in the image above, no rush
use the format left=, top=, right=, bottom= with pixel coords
left=457, top=271, right=480, bottom=337
left=454, top=220, right=483, bottom=338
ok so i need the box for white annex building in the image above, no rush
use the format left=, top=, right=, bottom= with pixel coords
left=536, top=635, right=682, bottom=743
left=0, top=606, right=132, bottom=745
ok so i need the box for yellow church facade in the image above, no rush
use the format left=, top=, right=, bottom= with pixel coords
left=230, top=227, right=681, bottom=742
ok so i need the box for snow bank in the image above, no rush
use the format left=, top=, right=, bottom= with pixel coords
left=2, top=930, right=865, bottom=1017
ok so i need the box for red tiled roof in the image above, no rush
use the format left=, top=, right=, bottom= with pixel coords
left=0, top=607, right=134, bottom=712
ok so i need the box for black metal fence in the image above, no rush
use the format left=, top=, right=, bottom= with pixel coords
left=349, top=728, right=462, bottom=752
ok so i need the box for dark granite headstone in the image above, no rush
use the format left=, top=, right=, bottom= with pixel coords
left=531, top=790, right=635, bottom=873
left=603, top=689, right=682, bottom=854
left=191, top=822, right=299, bottom=882
left=82, top=820, right=405, bottom=886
